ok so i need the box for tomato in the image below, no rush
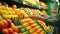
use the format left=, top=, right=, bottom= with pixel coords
left=13, top=32, right=18, bottom=34
left=3, top=20, right=8, bottom=28
left=11, top=26, right=18, bottom=32
left=8, top=28, right=14, bottom=34
left=6, top=19, right=12, bottom=28
left=0, top=21, right=4, bottom=30
left=2, top=29, right=9, bottom=34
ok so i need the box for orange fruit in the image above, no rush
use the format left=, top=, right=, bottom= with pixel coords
left=2, top=28, right=9, bottom=34
left=13, top=32, right=18, bottom=34
left=8, top=28, right=14, bottom=34
left=3, top=20, right=8, bottom=28
left=12, top=5, right=17, bottom=9
left=11, top=26, right=18, bottom=32
left=6, top=19, right=12, bottom=28
left=0, top=20, right=4, bottom=30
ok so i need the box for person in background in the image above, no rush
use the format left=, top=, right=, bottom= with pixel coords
left=30, top=1, right=60, bottom=34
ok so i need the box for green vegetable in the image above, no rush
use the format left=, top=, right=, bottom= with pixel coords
left=21, top=28, right=26, bottom=32
left=18, top=25, right=30, bottom=33
left=23, top=8, right=30, bottom=15
left=18, top=25, right=24, bottom=33
left=11, top=17, right=22, bottom=26
left=22, top=31, right=30, bottom=34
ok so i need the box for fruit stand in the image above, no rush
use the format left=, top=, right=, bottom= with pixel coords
left=0, top=0, right=55, bottom=34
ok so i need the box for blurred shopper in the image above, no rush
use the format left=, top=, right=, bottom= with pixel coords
left=30, top=1, right=60, bottom=34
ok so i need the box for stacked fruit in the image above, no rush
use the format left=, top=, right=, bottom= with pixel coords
left=0, top=2, right=50, bottom=34
left=12, top=4, right=50, bottom=31
left=0, top=15, right=3, bottom=20
left=11, top=17, right=30, bottom=34
left=20, top=18, right=45, bottom=34
left=30, top=8, right=41, bottom=14
left=39, top=1, right=48, bottom=9
left=38, top=20, right=50, bottom=31
left=0, top=2, right=18, bottom=19
left=12, top=5, right=29, bottom=18
left=0, top=19, right=19, bottom=34
left=23, top=0, right=40, bottom=9
left=23, top=8, right=34, bottom=17
left=30, top=9, right=50, bottom=31
left=23, top=0, right=39, bottom=5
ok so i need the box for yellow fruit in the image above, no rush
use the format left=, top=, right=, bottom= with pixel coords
left=38, top=20, right=50, bottom=31
left=30, top=29, right=35, bottom=33
left=3, top=11, right=8, bottom=15
left=21, top=18, right=32, bottom=23
left=0, top=7, right=2, bottom=11
left=29, top=21, right=34, bottom=24
left=12, top=5, right=17, bottom=9
left=0, top=10, right=8, bottom=15
left=30, top=24, right=36, bottom=28
left=35, top=10, right=41, bottom=14
left=40, top=1, right=48, bottom=9
left=33, top=32, right=37, bottom=34
left=29, top=12, right=34, bottom=17
left=23, top=23, right=30, bottom=27
left=2, top=15, right=10, bottom=18
left=8, top=11, right=15, bottom=15
left=2, top=15, right=18, bottom=19
left=0, top=15, right=3, bottom=20
left=27, top=26, right=32, bottom=29
left=30, top=27, right=38, bottom=33
left=40, top=31, right=45, bottom=34
left=24, top=14, right=29, bottom=18
left=42, top=10, right=47, bottom=14
left=0, top=2, right=2, bottom=6
left=34, top=26, right=40, bottom=29
left=36, top=28, right=42, bottom=33
left=2, top=2, right=8, bottom=7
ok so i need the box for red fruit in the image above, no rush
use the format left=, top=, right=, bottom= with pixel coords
left=11, top=26, right=18, bottom=32
left=13, top=32, right=18, bottom=34
left=8, top=28, right=14, bottom=34
left=3, top=20, right=8, bottom=28
left=6, top=19, right=12, bottom=28
left=2, top=29, right=9, bottom=34
left=0, top=21, right=4, bottom=30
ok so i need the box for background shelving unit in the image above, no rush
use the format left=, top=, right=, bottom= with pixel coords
left=0, top=0, right=47, bottom=10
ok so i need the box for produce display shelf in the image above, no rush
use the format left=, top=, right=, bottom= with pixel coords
left=0, top=0, right=46, bottom=10
left=33, top=20, right=48, bottom=34
left=0, top=0, right=54, bottom=34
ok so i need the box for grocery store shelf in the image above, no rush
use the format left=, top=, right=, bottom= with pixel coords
left=39, top=0, right=48, bottom=3
left=0, top=0, right=46, bottom=10
left=11, top=0, right=44, bottom=10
